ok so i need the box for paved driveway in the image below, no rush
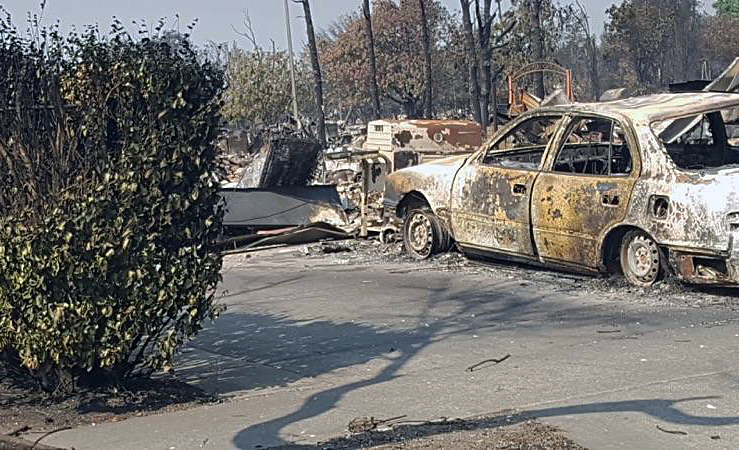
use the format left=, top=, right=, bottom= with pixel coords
left=49, top=246, right=739, bottom=449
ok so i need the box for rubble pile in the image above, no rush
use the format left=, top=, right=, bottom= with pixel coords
left=335, top=181, right=385, bottom=232
left=237, top=132, right=322, bottom=189
left=218, top=152, right=254, bottom=185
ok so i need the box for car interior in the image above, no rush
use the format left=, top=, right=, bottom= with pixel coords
left=654, top=111, right=739, bottom=170
left=552, top=117, right=633, bottom=176
left=481, top=116, right=561, bottom=170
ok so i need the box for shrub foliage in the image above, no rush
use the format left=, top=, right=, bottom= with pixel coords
left=0, top=15, right=225, bottom=388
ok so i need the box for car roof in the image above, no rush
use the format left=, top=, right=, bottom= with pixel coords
left=539, top=92, right=739, bottom=122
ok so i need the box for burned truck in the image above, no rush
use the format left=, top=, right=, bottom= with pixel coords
left=384, top=92, right=739, bottom=287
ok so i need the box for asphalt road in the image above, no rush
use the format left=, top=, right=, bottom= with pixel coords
left=48, top=244, right=739, bottom=449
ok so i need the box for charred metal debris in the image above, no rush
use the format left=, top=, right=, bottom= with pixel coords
left=218, top=118, right=483, bottom=252
left=219, top=59, right=739, bottom=289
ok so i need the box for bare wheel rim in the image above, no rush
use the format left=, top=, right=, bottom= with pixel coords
left=407, top=212, right=433, bottom=256
left=626, top=235, right=660, bottom=282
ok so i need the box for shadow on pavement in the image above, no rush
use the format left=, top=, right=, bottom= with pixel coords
left=175, top=312, right=415, bottom=394
left=263, top=396, right=739, bottom=449
left=221, top=274, right=664, bottom=448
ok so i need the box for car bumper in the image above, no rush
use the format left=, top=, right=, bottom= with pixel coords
left=669, top=230, right=739, bottom=286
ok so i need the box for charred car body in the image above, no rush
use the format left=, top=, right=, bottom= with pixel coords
left=383, top=92, right=739, bottom=287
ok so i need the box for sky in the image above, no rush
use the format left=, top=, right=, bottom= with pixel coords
left=0, top=0, right=617, bottom=50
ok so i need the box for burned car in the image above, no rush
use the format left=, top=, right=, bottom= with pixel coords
left=383, top=92, right=739, bottom=287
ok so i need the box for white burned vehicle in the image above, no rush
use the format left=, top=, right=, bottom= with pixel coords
left=383, top=93, right=739, bottom=287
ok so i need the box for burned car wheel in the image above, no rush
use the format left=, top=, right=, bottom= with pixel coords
left=402, top=208, right=447, bottom=260
left=620, top=230, right=662, bottom=287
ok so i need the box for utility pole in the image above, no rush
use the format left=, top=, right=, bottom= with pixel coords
left=284, top=0, right=299, bottom=119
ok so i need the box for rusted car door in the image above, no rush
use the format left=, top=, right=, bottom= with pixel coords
left=531, top=115, right=640, bottom=268
left=450, top=115, right=565, bottom=256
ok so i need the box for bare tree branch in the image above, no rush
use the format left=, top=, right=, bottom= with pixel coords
left=231, top=9, right=259, bottom=50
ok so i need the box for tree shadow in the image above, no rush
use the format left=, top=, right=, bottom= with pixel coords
left=174, top=312, right=418, bottom=395
left=212, top=273, right=665, bottom=448
left=268, top=396, right=739, bottom=449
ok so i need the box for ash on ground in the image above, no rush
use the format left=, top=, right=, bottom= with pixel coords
left=299, top=238, right=739, bottom=311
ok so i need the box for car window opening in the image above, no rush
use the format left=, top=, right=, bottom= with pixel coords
left=653, top=110, right=739, bottom=170
left=553, top=116, right=632, bottom=176
left=482, top=116, right=562, bottom=170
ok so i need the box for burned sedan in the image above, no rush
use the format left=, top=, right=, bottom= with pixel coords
left=383, top=92, right=739, bottom=287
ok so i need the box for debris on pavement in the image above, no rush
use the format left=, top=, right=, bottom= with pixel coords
left=655, top=425, right=688, bottom=435
left=277, top=416, right=585, bottom=449
left=0, top=433, right=68, bottom=450
left=220, top=223, right=351, bottom=254
left=347, top=415, right=408, bottom=434
left=466, top=354, right=512, bottom=372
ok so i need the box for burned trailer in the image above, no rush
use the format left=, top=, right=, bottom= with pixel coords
left=363, top=119, right=482, bottom=172
left=384, top=92, right=739, bottom=287
left=323, top=119, right=483, bottom=236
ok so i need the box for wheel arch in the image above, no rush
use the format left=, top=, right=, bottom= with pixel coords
left=600, top=224, right=652, bottom=273
left=396, top=190, right=432, bottom=219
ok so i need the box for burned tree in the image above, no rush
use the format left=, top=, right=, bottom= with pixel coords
left=362, top=0, right=381, bottom=119
left=529, top=0, right=546, bottom=99
left=460, top=0, right=482, bottom=124
left=460, top=0, right=514, bottom=132
left=573, top=0, right=600, bottom=100
left=419, top=0, right=433, bottom=117
left=475, top=0, right=494, bottom=132
left=295, top=0, right=326, bottom=146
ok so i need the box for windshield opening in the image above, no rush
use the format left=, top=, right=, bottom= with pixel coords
left=652, top=110, right=739, bottom=171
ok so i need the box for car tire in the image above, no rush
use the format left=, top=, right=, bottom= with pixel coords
left=620, top=230, right=662, bottom=287
left=402, top=208, right=449, bottom=260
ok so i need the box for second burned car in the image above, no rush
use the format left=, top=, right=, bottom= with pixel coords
left=383, top=92, right=739, bottom=287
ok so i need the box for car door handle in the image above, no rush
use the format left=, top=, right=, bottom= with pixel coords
left=602, top=194, right=620, bottom=206
left=513, top=184, right=527, bottom=195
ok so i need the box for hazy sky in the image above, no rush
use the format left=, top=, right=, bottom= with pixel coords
left=0, top=1, right=622, bottom=49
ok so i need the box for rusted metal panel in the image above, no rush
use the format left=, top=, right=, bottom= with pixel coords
left=365, top=119, right=482, bottom=172
left=238, top=136, right=322, bottom=188
left=451, top=165, right=538, bottom=256
left=531, top=175, right=635, bottom=268
left=221, top=186, right=348, bottom=230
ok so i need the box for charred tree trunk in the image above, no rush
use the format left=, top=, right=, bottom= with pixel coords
left=403, top=98, right=419, bottom=118
left=460, top=0, right=482, bottom=124
left=387, top=90, right=421, bottom=119
left=574, top=0, right=599, bottom=100
left=297, top=0, right=326, bottom=146
left=589, top=36, right=600, bottom=100
left=530, top=0, right=545, bottom=100
left=362, top=0, right=381, bottom=120
left=475, top=0, right=493, bottom=134
left=419, top=0, right=433, bottom=118
left=491, top=72, right=499, bottom=131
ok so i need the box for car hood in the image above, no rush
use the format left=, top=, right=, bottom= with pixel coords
left=383, top=155, right=468, bottom=210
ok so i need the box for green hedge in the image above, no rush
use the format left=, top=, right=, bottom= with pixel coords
left=0, top=17, right=225, bottom=388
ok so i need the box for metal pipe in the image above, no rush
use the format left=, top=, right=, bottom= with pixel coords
left=283, top=0, right=299, bottom=119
